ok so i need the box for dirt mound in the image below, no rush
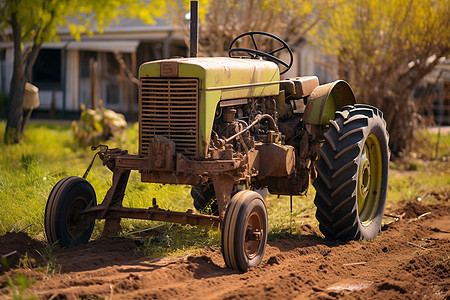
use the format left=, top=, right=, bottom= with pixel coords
left=1, top=201, right=449, bottom=299
left=0, top=232, right=44, bottom=273
left=395, top=201, right=432, bottom=218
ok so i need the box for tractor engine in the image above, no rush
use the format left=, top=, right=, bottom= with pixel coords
left=191, top=93, right=312, bottom=213
left=211, top=96, right=279, bottom=154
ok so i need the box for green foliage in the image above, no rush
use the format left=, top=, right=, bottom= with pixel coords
left=0, top=122, right=82, bottom=237
left=411, top=128, right=450, bottom=159
left=17, top=253, right=36, bottom=270
left=266, top=193, right=318, bottom=239
left=0, top=0, right=165, bottom=44
left=5, top=273, right=37, bottom=300
left=72, top=101, right=127, bottom=147
left=387, top=159, right=449, bottom=207
left=1, top=0, right=166, bottom=144
left=314, top=0, right=450, bottom=156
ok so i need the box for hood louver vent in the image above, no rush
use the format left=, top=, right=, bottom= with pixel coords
left=139, top=78, right=199, bottom=158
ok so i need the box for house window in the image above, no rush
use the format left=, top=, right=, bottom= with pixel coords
left=32, top=49, right=62, bottom=89
left=33, top=49, right=62, bottom=89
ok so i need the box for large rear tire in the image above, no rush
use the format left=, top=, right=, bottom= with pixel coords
left=313, top=104, right=389, bottom=241
left=45, top=176, right=97, bottom=247
left=222, top=190, right=268, bottom=272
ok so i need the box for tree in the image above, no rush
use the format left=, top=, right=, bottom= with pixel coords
left=316, top=0, right=450, bottom=156
left=0, top=0, right=165, bottom=144
left=166, top=0, right=331, bottom=56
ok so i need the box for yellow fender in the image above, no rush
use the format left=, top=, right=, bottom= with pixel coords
left=304, top=80, right=356, bottom=125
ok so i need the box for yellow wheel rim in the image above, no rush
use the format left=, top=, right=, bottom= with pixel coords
left=357, top=134, right=383, bottom=226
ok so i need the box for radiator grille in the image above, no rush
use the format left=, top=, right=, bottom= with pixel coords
left=139, top=78, right=199, bottom=158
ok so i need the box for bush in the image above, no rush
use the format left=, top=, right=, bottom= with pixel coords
left=72, top=100, right=127, bottom=147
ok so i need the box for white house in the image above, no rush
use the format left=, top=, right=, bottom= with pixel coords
left=0, top=18, right=338, bottom=119
left=0, top=18, right=187, bottom=118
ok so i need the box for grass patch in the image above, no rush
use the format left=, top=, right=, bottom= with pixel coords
left=0, top=121, right=193, bottom=239
left=5, top=273, right=37, bottom=300
left=137, top=224, right=221, bottom=258
left=410, top=127, right=450, bottom=160
left=386, top=128, right=450, bottom=210
left=35, top=242, right=61, bottom=277
left=265, top=192, right=318, bottom=240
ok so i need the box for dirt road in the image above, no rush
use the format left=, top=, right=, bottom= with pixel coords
left=1, top=199, right=449, bottom=299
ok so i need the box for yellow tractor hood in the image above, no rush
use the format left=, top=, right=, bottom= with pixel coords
left=139, top=57, right=281, bottom=157
left=139, top=57, right=280, bottom=98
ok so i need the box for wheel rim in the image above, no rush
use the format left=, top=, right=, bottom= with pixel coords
left=357, top=134, right=383, bottom=226
left=66, top=196, right=92, bottom=240
left=245, top=211, right=263, bottom=259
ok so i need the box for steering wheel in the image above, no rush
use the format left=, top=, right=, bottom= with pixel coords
left=228, top=31, right=293, bottom=75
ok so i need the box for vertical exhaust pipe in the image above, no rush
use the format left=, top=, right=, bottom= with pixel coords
left=190, top=0, right=198, bottom=57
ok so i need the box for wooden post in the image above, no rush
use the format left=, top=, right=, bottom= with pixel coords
left=89, top=57, right=97, bottom=109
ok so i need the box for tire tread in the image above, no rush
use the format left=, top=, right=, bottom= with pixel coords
left=313, top=105, right=389, bottom=241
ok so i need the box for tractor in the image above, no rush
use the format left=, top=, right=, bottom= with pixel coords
left=44, top=2, right=389, bottom=272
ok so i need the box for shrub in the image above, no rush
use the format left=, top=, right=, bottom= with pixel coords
left=72, top=100, right=127, bottom=147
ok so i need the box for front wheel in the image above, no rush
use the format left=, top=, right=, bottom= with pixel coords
left=45, top=176, right=97, bottom=247
left=313, top=104, right=389, bottom=241
left=221, top=190, right=268, bottom=272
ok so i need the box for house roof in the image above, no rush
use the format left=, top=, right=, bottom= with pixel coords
left=39, top=40, right=141, bottom=53
left=0, top=17, right=182, bottom=51
left=57, top=17, right=177, bottom=41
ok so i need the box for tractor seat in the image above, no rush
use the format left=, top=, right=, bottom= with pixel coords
left=281, top=76, right=319, bottom=100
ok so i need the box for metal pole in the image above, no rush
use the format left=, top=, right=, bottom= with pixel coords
left=62, top=45, right=67, bottom=118
left=190, top=0, right=199, bottom=58
left=290, top=195, right=293, bottom=234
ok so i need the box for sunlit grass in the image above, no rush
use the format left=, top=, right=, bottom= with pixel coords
left=0, top=121, right=194, bottom=239
left=266, top=192, right=318, bottom=239
left=0, top=122, right=85, bottom=239
left=0, top=121, right=448, bottom=257
left=138, top=224, right=221, bottom=258
left=386, top=128, right=450, bottom=211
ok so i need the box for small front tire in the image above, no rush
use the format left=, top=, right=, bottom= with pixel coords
left=45, top=176, right=97, bottom=247
left=221, top=190, right=268, bottom=272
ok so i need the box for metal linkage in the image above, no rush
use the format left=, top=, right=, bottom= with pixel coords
left=83, top=145, right=109, bottom=179
left=225, top=114, right=278, bottom=143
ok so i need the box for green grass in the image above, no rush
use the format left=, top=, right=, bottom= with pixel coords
left=138, top=224, right=221, bottom=258
left=0, top=121, right=448, bottom=257
left=386, top=128, right=450, bottom=210
left=0, top=122, right=193, bottom=240
left=5, top=273, right=37, bottom=300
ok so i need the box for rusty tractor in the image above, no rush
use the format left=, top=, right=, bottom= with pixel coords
left=45, top=2, right=389, bottom=272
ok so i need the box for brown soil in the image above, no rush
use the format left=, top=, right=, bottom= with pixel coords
left=1, top=199, right=449, bottom=300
